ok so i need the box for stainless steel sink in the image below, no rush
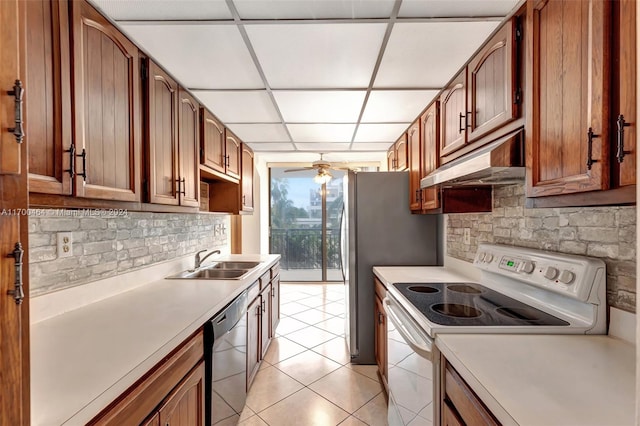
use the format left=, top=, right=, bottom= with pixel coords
left=211, top=261, right=260, bottom=270
left=167, top=268, right=249, bottom=280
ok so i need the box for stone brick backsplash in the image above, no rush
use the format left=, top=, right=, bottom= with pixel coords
left=447, top=184, right=636, bottom=313
left=29, top=210, right=230, bottom=296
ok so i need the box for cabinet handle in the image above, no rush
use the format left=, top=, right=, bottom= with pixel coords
left=378, top=312, right=383, bottom=324
left=7, top=242, right=24, bottom=305
left=458, top=112, right=466, bottom=133
left=176, top=177, right=186, bottom=196
left=255, top=305, right=261, bottom=317
left=586, top=127, right=600, bottom=170
left=261, top=300, right=266, bottom=313
left=64, top=144, right=76, bottom=178
left=76, top=148, right=87, bottom=181
left=225, top=155, right=230, bottom=167
left=616, top=114, right=632, bottom=163
left=7, top=80, right=24, bottom=144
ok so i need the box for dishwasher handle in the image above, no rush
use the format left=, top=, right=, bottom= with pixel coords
left=383, top=296, right=433, bottom=360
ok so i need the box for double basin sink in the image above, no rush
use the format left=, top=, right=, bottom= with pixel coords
left=167, top=261, right=261, bottom=280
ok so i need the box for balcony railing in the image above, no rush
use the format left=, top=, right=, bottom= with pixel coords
left=270, top=228, right=342, bottom=270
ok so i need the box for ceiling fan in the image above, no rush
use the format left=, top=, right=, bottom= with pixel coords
left=283, top=154, right=351, bottom=184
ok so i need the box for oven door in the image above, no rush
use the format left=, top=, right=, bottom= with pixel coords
left=384, top=296, right=436, bottom=426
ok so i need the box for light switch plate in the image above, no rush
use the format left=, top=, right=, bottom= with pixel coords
left=463, top=228, right=471, bottom=245
left=57, top=232, right=73, bottom=258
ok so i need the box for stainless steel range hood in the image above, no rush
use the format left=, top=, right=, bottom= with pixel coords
left=420, top=128, right=524, bottom=188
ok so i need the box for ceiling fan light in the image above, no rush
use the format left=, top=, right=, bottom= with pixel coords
left=314, top=169, right=332, bottom=184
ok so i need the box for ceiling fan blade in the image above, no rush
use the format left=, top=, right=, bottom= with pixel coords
left=284, top=167, right=315, bottom=173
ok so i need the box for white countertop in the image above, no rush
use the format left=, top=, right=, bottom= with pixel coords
left=437, top=334, right=636, bottom=426
left=30, top=254, right=280, bottom=426
left=373, top=265, right=636, bottom=426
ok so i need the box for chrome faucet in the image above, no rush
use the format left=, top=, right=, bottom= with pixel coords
left=193, top=249, right=220, bottom=270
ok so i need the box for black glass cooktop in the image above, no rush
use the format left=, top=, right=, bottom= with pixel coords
left=393, top=282, right=569, bottom=327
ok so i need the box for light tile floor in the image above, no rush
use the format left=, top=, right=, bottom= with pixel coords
left=240, top=283, right=388, bottom=426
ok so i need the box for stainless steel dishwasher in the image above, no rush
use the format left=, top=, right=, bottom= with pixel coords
left=204, top=290, right=248, bottom=425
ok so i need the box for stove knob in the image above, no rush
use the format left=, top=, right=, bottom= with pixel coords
left=558, top=270, right=575, bottom=284
left=484, top=253, right=494, bottom=263
left=477, top=252, right=486, bottom=262
left=519, top=261, right=535, bottom=274
left=544, top=266, right=559, bottom=280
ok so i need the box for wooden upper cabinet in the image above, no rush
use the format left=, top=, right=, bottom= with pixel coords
left=157, top=361, right=205, bottom=426
left=225, top=130, right=241, bottom=180
left=421, top=102, right=440, bottom=211
left=71, top=0, right=141, bottom=201
left=440, top=70, right=467, bottom=157
left=146, top=59, right=179, bottom=206
left=200, top=108, right=225, bottom=174
left=241, top=143, right=254, bottom=212
left=178, top=89, right=200, bottom=208
left=525, top=0, right=610, bottom=197
left=612, top=0, right=636, bottom=188
left=408, top=119, right=422, bottom=211
left=387, top=148, right=396, bottom=171
left=395, top=134, right=408, bottom=171
left=0, top=0, right=21, bottom=176
left=23, top=0, right=72, bottom=194
left=467, top=19, right=518, bottom=143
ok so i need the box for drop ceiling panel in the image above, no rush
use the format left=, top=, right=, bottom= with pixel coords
left=354, top=123, right=411, bottom=142
left=374, top=21, right=500, bottom=88
left=247, top=142, right=296, bottom=151
left=295, top=143, right=351, bottom=151
left=225, top=123, right=290, bottom=142
left=120, top=24, right=263, bottom=89
left=191, top=91, right=281, bottom=123
left=398, top=0, right=521, bottom=18
left=350, top=142, right=394, bottom=151
left=361, top=90, right=439, bottom=123
left=90, top=0, right=232, bottom=20
left=273, top=91, right=367, bottom=123
left=233, top=0, right=396, bottom=19
left=287, top=124, right=356, bottom=142
left=246, top=23, right=387, bottom=88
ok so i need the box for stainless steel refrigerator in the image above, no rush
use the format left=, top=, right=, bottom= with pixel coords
left=340, top=171, right=442, bottom=364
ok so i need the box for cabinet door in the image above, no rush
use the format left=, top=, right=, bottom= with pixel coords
left=526, top=0, right=610, bottom=197
left=158, top=361, right=205, bottom=426
left=241, top=144, right=254, bottom=212
left=612, top=0, right=636, bottom=187
left=374, top=295, right=386, bottom=384
left=200, top=108, right=225, bottom=174
left=24, top=0, right=72, bottom=195
left=270, top=274, right=280, bottom=338
left=442, top=402, right=464, bottom=426
left=408, top=120, right=422, bottom=211
left=71, top=0, right=141, bottom=201
left=225, top=130, right=241, bottom=180
left=0, top=0, right=21, bottom=176
left=467, top=19, right=517, bottom=142
left=395, top=134, right=408, bottom=171
left=147, top=60, right=179, bottom=205
left=246, top=297, right=261, bottom=389
left=387, top=147, right=396, bottom=171
left=440, top=70, right=467, bottom=157
left=178, top=89, right=200, bottom=207
left=260, top=285, right=272, bottom=358
left=141, top=413, right=160, bottom=426
left=421, top=102, right=440, bottom=211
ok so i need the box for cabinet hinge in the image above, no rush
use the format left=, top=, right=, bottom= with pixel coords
left=515, top=18, right=523, bottom=42
left=141, top=61, right=148, bottom=80
left=514, top=87, right=522, bottom=105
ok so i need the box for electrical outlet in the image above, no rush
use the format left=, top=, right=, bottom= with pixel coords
left=463, top=228, right=471, bottom=245
left=57, top=232, right=73, bottom=258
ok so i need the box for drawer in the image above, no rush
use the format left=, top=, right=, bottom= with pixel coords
left=444, top=362, right=500, bottom=426
left=247, top=281, right=260, bottom=303
left=270, top=263, right=280, bottom=279
left=258, top=271, right=271, bottom=290
left=374, top=277, right=387, bottom=302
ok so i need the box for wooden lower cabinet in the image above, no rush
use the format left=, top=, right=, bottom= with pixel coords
left=246, top=291, right=261, bottom=389
left=442, top=358, right=500, bottom=426
left=374, top=278, right=387, bottom=387
left=89, top=330, right=204, bottom=426
left=270, top=274, right=280, bottom=337
left=260, top=283, right=272, bottom=357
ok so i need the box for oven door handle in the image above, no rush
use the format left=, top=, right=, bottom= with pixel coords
left=383, top=297, right=433, bottom=360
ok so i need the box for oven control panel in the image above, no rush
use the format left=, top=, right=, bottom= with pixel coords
left=473, top=243, right=605, bottom=303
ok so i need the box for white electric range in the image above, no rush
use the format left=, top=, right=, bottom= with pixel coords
left=376, top=243, right=607, bottom=426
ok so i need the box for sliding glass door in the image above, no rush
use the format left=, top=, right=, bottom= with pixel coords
left=269, top=167, right=345, bottom=282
